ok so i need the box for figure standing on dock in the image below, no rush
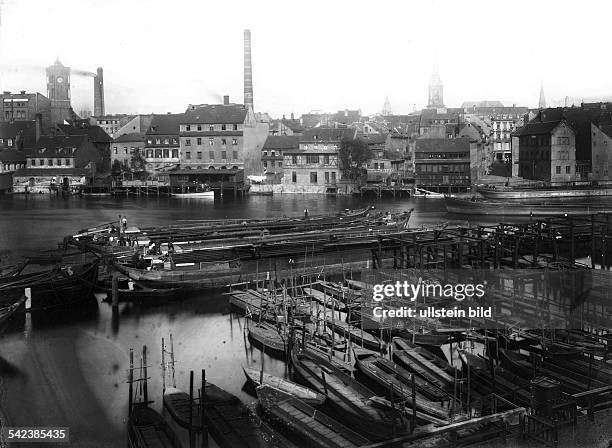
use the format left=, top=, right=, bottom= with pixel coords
left=122, top=216, right=128, bottom=232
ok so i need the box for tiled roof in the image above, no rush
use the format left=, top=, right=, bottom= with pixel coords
left=415, top=137, right=471, bottom=153
left=361, top=133, right=388, bottom=145
left=0, top=121, right=37, bottom=147
left=27, top=135, right=88, bottom=157
left=0, top=149, right=26, bottom=162
left=183, top=105, right=247, bottom=124
left=300, top=127, right=356, bottom=143
left=146, top=114, right=185, bottom=135
left=57, top=123, right=113, bottom=142
left=13, top=167, right=89, bottom=176
left=114, top=132, right=147, bottom=143
left=263, top=135, right=299, bottom=150
left=517, top=120, right=567, bottom=136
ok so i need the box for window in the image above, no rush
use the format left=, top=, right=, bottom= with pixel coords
left=209, top=125, right=214, bottom=131
left=221, top=139, right=227, bottom=145
left=209, top=151, right=215, bottom=160
left=7, top=139, right=11, bottom=146
left=232, top=151, right=238, bottom=160
left=155, top=139, right=161, bottom=144
left=263, top=161, right=268, bottom=168
left=221, top=151, right=227, bottom=160
left=324, top=155, right=330, bottom=165
left=310, top=172, right=318, bottom=184
left=197, top=125, right=201, bottom=131
left=233, top=124, right=238, bottom=130
left=278, top=162, right=282, bottom=167
left=124, top=147, right=128, bottom=154
left=232, top=139, right=237, bottom=145
left=186, top=151, right=191, bottom=159
left=374, top=163, right=379, bottom=169
left=185, top=139, right=191, bottom=146
left=292, top=155, right=298, bottom=164
left=221, top=124, right=226, bottom=130
left=172, top=149, right=178, bottom=158
left=292, top=171, right=297, bottom=183
left=186, top=125, right=191, bottom=131
left=209, top=139, right=214, bottom=146
left=566, top=165, right=570, bottom=174
left=306, top=155, right=319, bottom=164
left=380, top=163, right=384, bottom=169
left=48, top=159, right=53, bottom=166
left=197, top=138, right=202, bottom=145
left=57, top=159, right=62, bottom=166
left=557, top=137, right=569, bottom=145
left=113, top=146, right=118, bottom=154
left=31, top=159, right=36, bottom=166
left=331, top=171, right=336, bottom=182
left=197, top=151, right=202, bottom=159
left=325, top=172, right=329, bottom=183
left=556, top=166, right=561, bottom=174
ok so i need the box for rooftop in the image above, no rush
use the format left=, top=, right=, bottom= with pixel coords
left=300, top=127, right=356, bottom=143
left=146, top=113, right=185, bottom=135
left=183, top=104, right=247, bottom=125
left=114, top=132, right=147, bottom=143
left=262, top=135, right=299, bottom=150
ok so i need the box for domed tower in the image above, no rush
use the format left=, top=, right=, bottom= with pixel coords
left=46, top=58, right=73, bottom=125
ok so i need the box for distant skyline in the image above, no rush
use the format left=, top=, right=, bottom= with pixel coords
left=1, top=0, right=611, bottom=118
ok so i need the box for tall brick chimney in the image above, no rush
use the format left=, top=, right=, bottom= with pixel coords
left=35, top=113, right=42, bottom=142
left=94, top=67, right=105, bottom=116
left=243, top=29, right=254, bottom=112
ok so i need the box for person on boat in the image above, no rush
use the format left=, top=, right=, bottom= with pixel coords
left=121, top=216, right=128, bottom=232
left=168, top=240, right=175, bottom=254
left=304, top=208, right=309, bottom=219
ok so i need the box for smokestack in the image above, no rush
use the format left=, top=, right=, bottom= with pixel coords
left=94, top=67, right=105, bottom=116
left=243, top=29, right=254, bottom=112
left=223, top=95, right=229, bottom=105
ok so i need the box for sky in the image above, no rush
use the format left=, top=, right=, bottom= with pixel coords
left=0, top=0, right=611, bottom=118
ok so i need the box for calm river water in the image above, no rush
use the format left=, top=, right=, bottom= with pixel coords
left=0, top=194, right=468, bottom=447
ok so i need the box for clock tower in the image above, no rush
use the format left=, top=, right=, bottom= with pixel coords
left=46, top=58, right=74, bottom=125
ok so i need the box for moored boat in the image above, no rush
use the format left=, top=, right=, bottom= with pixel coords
left=128, top=404, right=182, bottom=448
left=477, top=184, right=612, bottom=200
left=256, top=385, right=370, bottom=448
left=445, top=196, right=612, bottom=216
left=243, top=367, right=326, bottom=405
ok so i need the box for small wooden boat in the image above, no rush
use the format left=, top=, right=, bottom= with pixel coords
left=100, top=281, right=181, bottom=303
left=247, top=322, right=289, bottom=359
left=243, top=367, right=325, bottom=406
left=163, top=387, right=203, bottom=431
left=0, top=293, right=25, bottom=333
left=203, top=381, right=292, bottom=447
left=392, top=338, right=455, bottom=392
left=304, top=287, right=351, bottom=313
left=290, top=347, right=408, bottom=441
left=353, top=350, right=451, bottom=424
left=413, top=188, right=446, bottom=199
left=127, top=404, right=182, bottom=448
left=445, top=196, right=612, bottom=216
left=256, top=385, right=370, bottom=448
left=171, top=191, right=215, bottom=198
left=325, top=318, right=387, bottom=354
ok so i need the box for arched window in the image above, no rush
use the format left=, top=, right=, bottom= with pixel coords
left=220, top=166, right=227, bottom=170
left=208, top=166, right=215, bottom=170
left=231, top=166, right=238, bottom=170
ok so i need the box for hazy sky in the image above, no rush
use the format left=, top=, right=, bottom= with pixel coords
left=1, top=0, right=611, bottom=117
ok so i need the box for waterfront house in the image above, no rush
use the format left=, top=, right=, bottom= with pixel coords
left=261, top=135, right=299, bottom=184
left=13, top=135, right=101, bottom=193
left=281, top=127, right=356, bottom=194
left=517, top=120, right=576, bottom=184
left=179, top=97, right=268, bottom=176
left=414, top=137, right=475, bottom=192
left=111, top=133, right=147, bottom=171
left=144, top=113, right=183, bottom=172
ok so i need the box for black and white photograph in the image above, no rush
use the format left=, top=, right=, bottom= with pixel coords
left=0, top=1, right=611, bottom=447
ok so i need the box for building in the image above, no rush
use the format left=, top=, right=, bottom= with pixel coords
left=269, top=115, right=303, bottom=136
left=13, top=135, right=102, bottom=193
left=46, top=59, right=77, bottom=126
left=111, top=133, right=147, bottom=170
left=427, top=63, right=444, bottom=111
left=114, top=114, right=156, bottom=137
left=517, top=120, right=576, bottom=184
left=0, top=120, right=39, bottom=151
left=144, top=114, right=184, bottom=172
left=179, top=98, right=268, bottom=176
left=0, top=91, right=52, bottom=132
left=261, top=135, right=298, bottom=183
left=282, top=127, right=356, bottom=193
left=56, top=122, right=113, bottom=172
left=414, top=137, right=477, bottom=192
left=91, top=114, right=133, bottom=138
left=591, top=121, right=612, bottom=182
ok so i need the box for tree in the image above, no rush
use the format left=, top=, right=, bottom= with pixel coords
left=130, top=149, right=147, bottom=173
left=338, top=137, right=371, bottom=180
left=111, top=159, right=123, bottom=175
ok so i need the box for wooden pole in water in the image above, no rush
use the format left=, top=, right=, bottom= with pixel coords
left=142, top=345, right=149, bottom=405
left=128, top=348, right=134, bottom=416
left=260, top=345, right=265, bottom=385
left=189, top=370, right=194, bottom=448
left=161, top=337, right=166, bottom=394
left=112, top=272, right=119, bottom=312
left=201, top=369, right=207, bottom=448
left=411, top=373, right=416, bottom=433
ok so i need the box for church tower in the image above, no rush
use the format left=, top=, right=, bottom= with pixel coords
left=427, top=62, right=444, bottom=110
left=538, top=82, right=546, bottom=109
left=46, top=58, right=73, bottom=125
left=382, top=95, right=392, bottom=116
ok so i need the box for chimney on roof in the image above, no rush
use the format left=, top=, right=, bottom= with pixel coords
left=35, top=113, right=42, bottom=142
left=223, top=95, right=229, bottom=105
left=291, top=113, right=294, bottom=120
left=20, top=90, right=25, bottom=95
left=94, top=67, right=105, bottom=116
left=244, top=29, right=254, bottom=112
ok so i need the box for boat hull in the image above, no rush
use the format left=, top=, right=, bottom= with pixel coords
left=478, top=186, right=612, bottom=200
left=445, top=197, right=612, bottom=216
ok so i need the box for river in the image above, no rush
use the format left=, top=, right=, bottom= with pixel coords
left=0, top=194, right=463, bottom=447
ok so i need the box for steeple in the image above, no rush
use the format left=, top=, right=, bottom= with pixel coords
left=538, top=82, right=546, bottom=109
left=382, top=95, right=392, bottom=116
left=427, top=60, right=444, bottom=109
